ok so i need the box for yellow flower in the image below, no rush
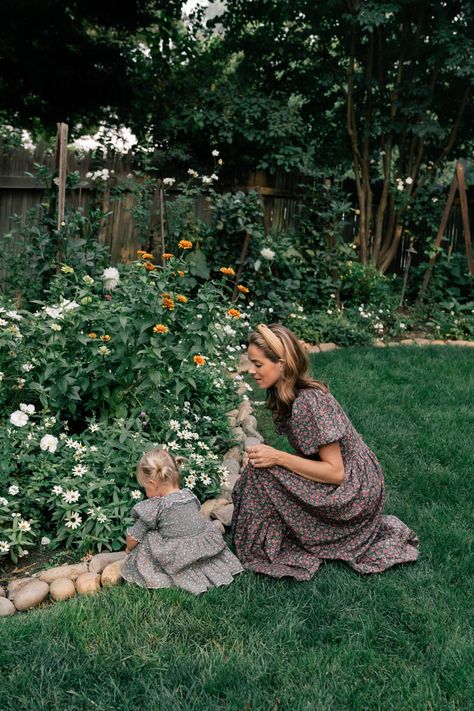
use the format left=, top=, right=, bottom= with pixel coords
left=176, top=294, right=188, bottom=303
left=153, top=324, right=169, bottom=334
left=220, top=267, right=235, bottom=276
left=162, top=295, right=175, bottom=311
left=237, top=284, right=249, bottom=293
left=193, top=355, right=206, bottom=366
left=227, top=308, right=241, bottom=319
left=88, top=332, right=97, bottom=339
left=162, top=253, right=174, bottom=260
left=100, top=334, right=111, bottom=342
left=178, top=240, right=193, bottom=250
left=144, top=262, right=157, bottom=271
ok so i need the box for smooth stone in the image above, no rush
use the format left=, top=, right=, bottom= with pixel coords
left=429, top=339, right=447, bottom=345
left=305, top=345, right=321, bottom=353
left=89, top=551, right=127, bottom=574
left=75, top=572, right=101, bottom=595
left=220, top=470, right=241, bottom=501
left=101, top=560, right=123, bottom=587
left=413, top=338, right=433, bottom=345
left=38, top=563, right=88, bottom=584
left=13, top=580, right=50, bottom=610
left=319, top=342, right=338, bottom=352
left=400, top=338, right=415, bottom=345
left=231, top=426, right=245, bottom=442
left=227, top=415, right=237, bottom=428
left=200, top=497, right=229, bottom=519
left=245, top=427, right=264, bottom=442
left=211, top=519, right=225, bottom=534
left=242, top=414, right=258, bottom=432
left=0, top=598, right=16, bottom=616
left=0, top=587, right=6, bottom=598
left=446, top=339, right=474, bottom=346
left=373, top=340, right=386, bottom=347
left=244, top=436, right=261, bottom=450
left=222, top=457, right=240, bottom=479
left=49, top=577, right=76, bottom=601
left=8, top=577, right=34, bottom=600
left=236, top=382, right=251, bottom=395
left=223, top=446, right=242, bottom=464
left=212, top=503, right=234, bottom=528
left=225, top=409, right=239, bottom=418
left=236, top=400, right=253, bottom=424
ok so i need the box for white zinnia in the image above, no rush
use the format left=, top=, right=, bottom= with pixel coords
left=102, top=266, right=120, bottom=291
left=40, top=435, right=59, bottom=453
left=0, top=540, right=11, bottom=553
left=18, top=519, right=32, bottom=532
left=260, top=247, right=276, bottom=260
left=211, top=149, right=219, bottom=157
left=10, top=410, right=29, bottom=427
left=162, top=177, right=175, bottom=186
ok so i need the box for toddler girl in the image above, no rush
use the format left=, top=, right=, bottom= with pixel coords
left=121, top=448, right=243, bottom=594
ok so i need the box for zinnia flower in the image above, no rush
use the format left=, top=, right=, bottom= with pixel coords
left=237, top=284, right=249, bottom=293
left=162, top=296, right=175, bottom=311
left=102, top=267, right=120, bottom=290
left=137, top=250, right=147, bottom=256
left=144, top=262, right=157, bottom=271
left=162, top=253, right=174, bottom=259
left=176, top=294, right=188, bottom=303
left=140, top=252, right=154, bottom=260
left=178, top=240, right=193, bottom=249
left=193, top=355, right=206, bottom=366
left=100, top=334, right=111, bottom=342
left=177, top=270, right=186, bottom=277
left=260, top=247, right=276, bottom=260
left=153, top=323, right=169, bottom=334
left=88, top=332, right=97, bottom=339
left=227, top=308, right=241, bottom=319
left=220, top=267, right=235, bottom=276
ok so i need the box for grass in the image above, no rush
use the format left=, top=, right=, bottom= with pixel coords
left=1, top=345, right=473, bottom=711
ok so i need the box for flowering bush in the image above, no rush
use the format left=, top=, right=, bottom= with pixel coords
left=0, top=247, right=254, bottom=562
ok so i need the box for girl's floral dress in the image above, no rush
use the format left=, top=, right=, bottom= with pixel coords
left=231, top=388, right=419, bottom=580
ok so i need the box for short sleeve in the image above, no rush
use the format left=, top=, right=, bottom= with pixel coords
left=126, top=498, right=159, bottom=543
left=290, top=389, right=348, bottom=455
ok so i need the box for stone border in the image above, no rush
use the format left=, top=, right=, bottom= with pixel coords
left=301, top=338, right=474, bottom=353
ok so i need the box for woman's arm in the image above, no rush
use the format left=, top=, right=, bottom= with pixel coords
left=246, top=442, right=345, bottom=485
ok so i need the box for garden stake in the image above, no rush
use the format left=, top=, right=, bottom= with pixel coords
left=232, top=231, right=251, bottom=302
left=55, top=122, right=68, bottom=273
left=399, top=243, right=417, bottom=307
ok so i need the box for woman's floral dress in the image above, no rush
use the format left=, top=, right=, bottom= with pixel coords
left=231, top=388, right=419, bottom=580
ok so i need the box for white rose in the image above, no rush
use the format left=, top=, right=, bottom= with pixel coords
left=260, top=247, right=276, bottom=260
left=102, top=266, right=120, bottom=291
left=20, top=403, right=35, bottom=415
left=10, top=410, right=29, bottom=427
left=40, top=434, right=59, bottom=453
left=8, top=485, right=19, bottom=495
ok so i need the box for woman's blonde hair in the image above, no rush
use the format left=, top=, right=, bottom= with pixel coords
left=249, top=323, right=328, bottom=420
left=136, top=448, right=183, bottom=488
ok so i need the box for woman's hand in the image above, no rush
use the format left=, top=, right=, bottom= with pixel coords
left=246, top=444, right=282, bottom=468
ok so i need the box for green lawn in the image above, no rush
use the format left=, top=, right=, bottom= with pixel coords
left=1, top=346, right=473, bottom=711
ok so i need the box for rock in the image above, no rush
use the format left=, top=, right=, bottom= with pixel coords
left=49, top=577, right=76, bottom=602
left=75, top=572, right=101, bottom=596
left=212, top=503, right=234, bottom=528
left=231, top=426, right=245, bottom=443
left=227, top=415, right=237, bottom=428
left=236, top=400, right=253, bottom=424
left=374, top=340, right=386, bottom=347
left=0, top=598, right=16, bottom=616
left=13, top=580, right=50, bottom=611
left=211, top=519, right=226, bottom=534
left=89, top=551, right=127, bottom=574
left=244, top=436, right=261, bottom=450
left=226, top=408, right=239, bottom=418
left=387, top=341, right=400, bottom=347
left=8, top=577, right=34, bottom=600
left=223, top=446, right=242, bottom=464
left=446, top=339, right=474, bottom=347
left=200, top=497, right=229, bottom=519
left=223, top=457, right=240, bottom=479
left=413, top=338, right=433, bottom=346
left=319, top=342, right=338, bottom=352
left=38, top=563, right=89, bottom=584
left=245, top=427, right=264, bottom=442
left=429, top=339, right=447, bottom=345
left=0, top=587, right=6, bottom=598
left=242, top=414, right=258, bottom=432
left=101, top=560, right=123, bottom=587
left=400, top=338, right=415, bottom=345
left=305, top=345, right=321, bottom=353
left=237, top=354, right=251, bottom=373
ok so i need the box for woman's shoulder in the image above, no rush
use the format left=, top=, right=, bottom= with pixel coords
left=293, top=386, right=335, bottom=409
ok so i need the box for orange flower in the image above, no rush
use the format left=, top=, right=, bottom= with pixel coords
left=220, top=267, right=235, bottom=276
left=100, top=334, right=111, bottom=342
left=177, top=270, right=186, bottom=277
left=176, top=294, right=188, bottom=303
left=136, top=250, right=147, bottom=256
left=237, top=284, right=249, bottom=293
left=162, top=296, right=175, bottom=311
left=162, top=253, right=174, bottom=260
left=140, top=252, right=154, bottom=260
left=178, top=240, right=193, bottom=250
left=227, top=308, right=241, bottom=319
left=153, top=323, right=169, bottom=334
left=193, top=355, right=206, bottom=366
left=88, top=332, right=97, bottom=339
left=144, top=262, right=157, bottom=271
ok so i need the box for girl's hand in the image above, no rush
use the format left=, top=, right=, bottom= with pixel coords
left=246, top=444, right=281, bottom=469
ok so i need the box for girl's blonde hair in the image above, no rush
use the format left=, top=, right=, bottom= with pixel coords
left=136, top=448, right=184, bottom=488
left=249, top=323, right=328, bottom=420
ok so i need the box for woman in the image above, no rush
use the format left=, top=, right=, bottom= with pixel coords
left=231, top=323, right=419, bottom=580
